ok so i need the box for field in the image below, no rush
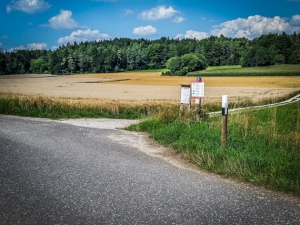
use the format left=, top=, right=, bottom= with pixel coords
left=1, top=71, right=300, bottom=105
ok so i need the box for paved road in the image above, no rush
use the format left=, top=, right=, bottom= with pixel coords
left=1, top=115, right=300, bottom=224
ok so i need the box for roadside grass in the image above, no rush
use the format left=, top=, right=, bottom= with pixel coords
left=127, top=100, right=300, bottom=196
left=188, top=64, right=300, bottom=76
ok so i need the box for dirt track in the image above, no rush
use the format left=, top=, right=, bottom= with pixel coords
left=1, top=73, right=299, bottom=103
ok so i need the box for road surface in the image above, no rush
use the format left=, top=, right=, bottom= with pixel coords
left=1, top=115, right=300, bottom=224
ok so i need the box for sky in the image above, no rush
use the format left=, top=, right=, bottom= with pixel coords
left=1, top=0, right=300, bottom=51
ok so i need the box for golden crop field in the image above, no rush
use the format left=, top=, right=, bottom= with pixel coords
left=1, top=72, right=299, bottom=104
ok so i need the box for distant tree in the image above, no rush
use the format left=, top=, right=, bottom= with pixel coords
left=166, top=53, right=207, bottom=76
left=30, top=58, right=49, bottom=73
left=0, top=48, right=7, bottom=75
left=167, top=56, right=182, bottom=74
left=2, top=32, right=300, bottom=74
left=146, top=43, right=164, bottom=69
left=289, top=50, right=300, bottom=64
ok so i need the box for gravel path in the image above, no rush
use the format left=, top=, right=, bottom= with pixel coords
left=1, top=115, right=300, bottom=224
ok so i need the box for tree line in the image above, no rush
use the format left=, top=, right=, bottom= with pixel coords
left=0, top=32, right=300, bottom=75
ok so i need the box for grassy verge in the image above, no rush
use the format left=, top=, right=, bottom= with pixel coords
left=188, top=64, right=300, bottom=76
left=127, top=101, right=300, bottom=197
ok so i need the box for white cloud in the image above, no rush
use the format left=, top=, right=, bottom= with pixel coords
left=174, top=34, right=183, bottom=39
left=173, top=16, right=186, bottom=23
left=8, top=43, right=47, bottom=51
left=211, top=15, right=300, bottom=39
left=43, top=10, right=79, bottom=30
left=122, top=9, right=135, bottom=17
left=291, top=15, right=300, bottom=26
left=9, top=45, right=25, bottom=52
left=133, top=25, right=157, bottom=36
left=139, top=5, right=180, bottom=21
left=6, top=0, right=51, bottom=14
left=58, top=28, right=110, bottom=44
left=175, top=31, right=209, bottom=40
left=27, top=42, right=47, bottom=50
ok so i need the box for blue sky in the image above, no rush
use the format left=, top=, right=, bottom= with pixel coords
left=1, top=0, right=300, bottom=51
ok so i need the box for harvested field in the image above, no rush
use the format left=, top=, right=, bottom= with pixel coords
left=1, top=73, right=299, bottom=104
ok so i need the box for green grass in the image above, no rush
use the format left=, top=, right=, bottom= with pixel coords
left=205, top=65, right=242, bottom=70
left=188, top=64, right=300, bottom=76
left=127, top=101, right=300, bottom=197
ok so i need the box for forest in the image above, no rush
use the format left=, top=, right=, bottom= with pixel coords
left=0, top=32, right=300, bottom=75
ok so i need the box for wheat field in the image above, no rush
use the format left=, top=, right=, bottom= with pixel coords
left=1, top=73, right=299, bottom=105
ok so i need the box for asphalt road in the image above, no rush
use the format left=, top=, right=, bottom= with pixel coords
left=1, top=115, right=300, bottom=225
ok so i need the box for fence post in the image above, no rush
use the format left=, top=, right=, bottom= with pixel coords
left=221, top=95, right=229, bottom=148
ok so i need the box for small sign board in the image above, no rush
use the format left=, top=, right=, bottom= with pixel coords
left=180, top=85, right=191, bottom=104
left=191, top=81, right=204, bottom=99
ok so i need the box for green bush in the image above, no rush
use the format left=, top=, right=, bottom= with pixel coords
left=165, top=53, right=208, bottom=76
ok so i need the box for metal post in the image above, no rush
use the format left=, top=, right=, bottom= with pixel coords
left=221, top=95, right=229, bottom=148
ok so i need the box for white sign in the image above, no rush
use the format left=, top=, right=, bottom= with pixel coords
left=180, top=86, right=191, bottom=104
left=191, top=81, right=204, bottom=99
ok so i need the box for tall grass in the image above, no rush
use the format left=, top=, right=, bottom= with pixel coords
left=128, top=101, right=300, bottom=196
left=0, top=93, right=170, bottom=119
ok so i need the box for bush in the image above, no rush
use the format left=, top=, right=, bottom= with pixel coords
left=165, top=53, right=208, bottom=76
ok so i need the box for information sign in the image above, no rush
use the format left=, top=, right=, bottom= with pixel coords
left=191, top=81, right=204, bottom=99
left=180, top=85, right=191, bottom=104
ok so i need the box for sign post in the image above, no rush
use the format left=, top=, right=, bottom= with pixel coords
left=221, top=95, right=229, bottom=148
left=191, top=77, right=204, bottom=121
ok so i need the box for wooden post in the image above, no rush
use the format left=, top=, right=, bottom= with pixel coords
left=195, top=98, right=201, bottom=121
left=221, top=114, right=228, bottom=148
left=221, top=95, right=229, bottom=148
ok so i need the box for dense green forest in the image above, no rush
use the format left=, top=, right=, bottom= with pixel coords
left=1, top=32, right=300, bottom=75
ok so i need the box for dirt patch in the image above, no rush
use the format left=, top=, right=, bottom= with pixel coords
left=0, top=73, right=299, bottom=103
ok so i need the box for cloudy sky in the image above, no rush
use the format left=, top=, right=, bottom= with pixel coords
left=1, top=0, right=300, bottom=51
